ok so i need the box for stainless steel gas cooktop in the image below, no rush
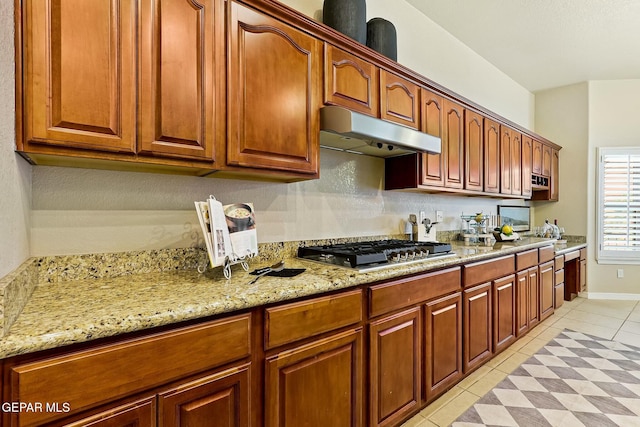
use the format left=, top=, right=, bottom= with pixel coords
left=297, top=239, right=456, bottom=272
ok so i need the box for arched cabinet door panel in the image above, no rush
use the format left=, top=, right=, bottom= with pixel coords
left=324, top=44, right=379, bottom=116
left=420, top=88, right=445, bottom=187
left=227, top=1, right=321, bottom=175
left=139, top=0, right=225, bottom=162
left=464, top=110, right=484, bottom=191
left=380, top=70, right=420, bottom=129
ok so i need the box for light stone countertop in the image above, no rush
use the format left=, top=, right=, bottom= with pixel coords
left=552, top=241, right=588, bottom=256
left=0, top=238, right=560, bottom=359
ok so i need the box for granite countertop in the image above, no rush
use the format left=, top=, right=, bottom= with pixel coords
left=0, top=238, right=560, bottom=359
left=552, top=241, right=588, bottom=256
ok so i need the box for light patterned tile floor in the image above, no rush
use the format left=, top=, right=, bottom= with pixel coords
left=400, top=296, right=640, bottom=427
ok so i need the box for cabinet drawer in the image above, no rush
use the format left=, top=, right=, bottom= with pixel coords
left=555, top=268, right=565, bottom=284
left=369, top=267, right=461, bottom=318
left=564, top=250, right=580, bottom=262
left=463, top=255, right=514, bottom=287
left=516, top=249, right=538, bottom=271
left=555, top=255, right=564, bottom=271
left=265, top=289, right=362, bottom=349
left=538, top=245, right=555, bottom=263
left=11, top=314, right=251, bottom=426
left=580, top=248, right=587, bottom=260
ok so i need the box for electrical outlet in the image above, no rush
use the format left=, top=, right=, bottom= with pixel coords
left=617, top=269, right=624, bottom=279
left=435, top=210, right=444, bottom=223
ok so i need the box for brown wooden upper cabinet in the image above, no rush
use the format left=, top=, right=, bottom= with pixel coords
left=532, top=139, right=543, bottom=175
left=22, top=0, right=137, bottom=154
left=138, top=0, right=225, bottom=161
left=464, top=110, right=484, bottom=192
left=521, top=135, right=533, bottom=198
left=500, top=126, right=522, bottom=196
left=324, top=44, right=379, bottom=117
left=550, top=148, right=560, bottom=201
left=380, top=70, right=420, bottom=129
left=420, top=88, right=446, bottom=187
left=227, top=1, right=321, bottom=175
left=442, top=99, right=465, bottom=189
left=511, top=131, right=522, bottom=196
left=500, top=126, right=513, bottom=194
left=483, top=118, right=501, bottom=194
left=542, top=144, right=552, bottom=177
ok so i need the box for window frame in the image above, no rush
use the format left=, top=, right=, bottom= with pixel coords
left=596, top=147, right=640, bottom=265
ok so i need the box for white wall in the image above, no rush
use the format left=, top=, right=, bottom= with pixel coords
left=0, top=1, right=31, bottom=278
left=534, top=83, right=589, bottom=235
left=3, top=0, right=537, bottom=262
left=587, top=80, right=640, bottom=296
left=535, top=79, right=640, bottom=297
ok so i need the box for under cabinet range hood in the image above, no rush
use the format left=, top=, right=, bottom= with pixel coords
left=319, top=106, right=441, bottom=158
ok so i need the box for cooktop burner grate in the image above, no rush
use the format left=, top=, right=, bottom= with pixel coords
left=297, top=239, right=453, bottom=269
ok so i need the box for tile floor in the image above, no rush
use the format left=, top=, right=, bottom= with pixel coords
left=400, top=296, right=640, bottom=427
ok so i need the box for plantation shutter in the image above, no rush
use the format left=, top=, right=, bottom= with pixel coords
left=598, top=148, right=640, bottom=262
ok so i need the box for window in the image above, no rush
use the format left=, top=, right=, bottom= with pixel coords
left=597, top=147, right=640, bottom=264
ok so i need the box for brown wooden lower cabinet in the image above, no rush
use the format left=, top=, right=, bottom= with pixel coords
left=158, top=364, right=251, bottom=427
left=493, top=274, right=516, bottom=353
left=516, top=266, right=541, bottom=337
left=564, top=249, right=586, bottom=300
left=424, top=292, right=463, bottom=402
left=463, top=282, right=492, bottom=373
left=369, top=308, right=421, bottom=427
left=580, top=248, right=587, bottom=292
left=539, top=261, right=555, bottom=321
left=554, top=255, right=565, bottom=309
left=62, top=397, right=156, bottom=427
left=264, top=328, right=363, bottom=427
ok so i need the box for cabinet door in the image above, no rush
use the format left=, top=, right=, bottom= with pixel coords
left=420, top=88, right=445, bottom=187
left=379, top=71, right=420, bottom=129
left=483, top=118, right=500, bottom=194
left=532, top=139, right=543, bottom=175
left=515, top=271, right=529, bottom=337
left=500, top=126, right=512, bottom=194
left=463, top=283, right=492, bottom=373
left=265, top=329, right=363, bottom=427
left=550, top=149, right=560, bottom=201
left=527, top=267, right=540, bottom=328
left=542, top=144, right=552, bottom=177
left=493, top=275, right=516, bottom=353
left=424, top=292, right=462, bottom=402
left=521, top=135, right=533, bottom=197
left=580, top=259, right=587, bottom=292
left=539, top=261, right=555, bottom=321
left=228, top=1, right=321, bottom=175
left=443, top=99, right=464, bottom=189
left=139, top=0, right=224, bottom=161
left=61, top=397, right=156, bottom=427
left=464, top=110, right=483, bottom=192
left=324, top=44, right=379, bottom=116
left=369, top=308, right=420, bottom=427
left=24, top=0, right=136, bottom=153
left=511, top=132, right=522, bottom=196
left=158, top=364, right=250, bottom=427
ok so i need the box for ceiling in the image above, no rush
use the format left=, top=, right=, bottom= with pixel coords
left=406, top=0, right=640, bottom=92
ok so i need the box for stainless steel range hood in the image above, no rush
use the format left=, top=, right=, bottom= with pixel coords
left=319, top=106, right=441, bottom=158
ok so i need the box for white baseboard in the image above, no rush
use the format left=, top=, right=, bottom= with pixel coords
left=583, top=292, right=640, bottom=301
